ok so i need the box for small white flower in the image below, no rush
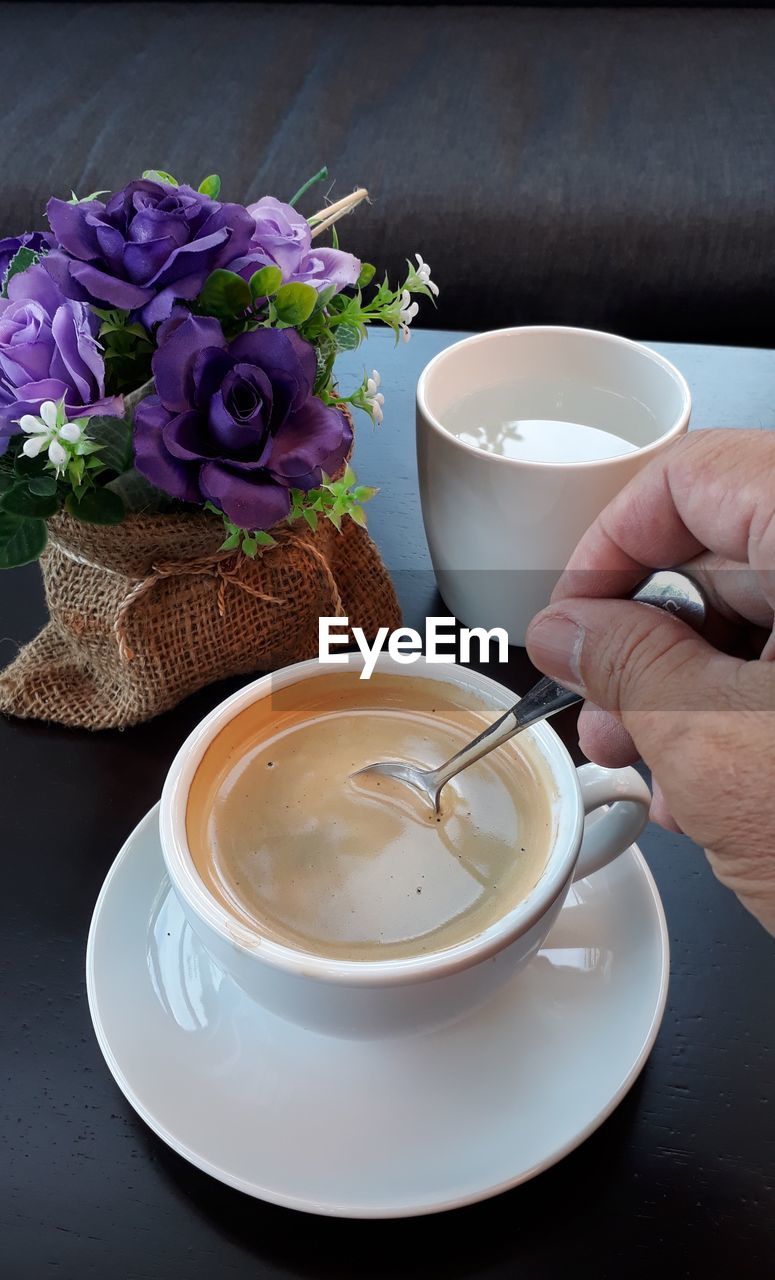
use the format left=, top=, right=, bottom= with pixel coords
left=40, top=400, right=58, bottom=430
left=21, top=434, right=47, bottom=459
left=414, top=252, right=439, bottom=297
left=398, top=290, right=419, bottom=325
left=365, top=369, right=385, bottom=423
left=48, top=439, right=67, bottom=469
left=398, top=290, right=420, bottom=342
left=18, top=411, right=51, bottom=436
left=16, top=399, right=87, bottom=473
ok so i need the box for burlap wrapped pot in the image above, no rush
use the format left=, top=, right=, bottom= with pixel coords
left=0, top=506, right=400, bottom=730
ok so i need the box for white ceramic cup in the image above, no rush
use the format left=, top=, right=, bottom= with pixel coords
left=160, top=653, right=651, bottom=1040
left=416, top=326, right=691, bottom=645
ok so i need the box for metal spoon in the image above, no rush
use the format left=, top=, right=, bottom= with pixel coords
left=354, top=570, right=706, bottom=814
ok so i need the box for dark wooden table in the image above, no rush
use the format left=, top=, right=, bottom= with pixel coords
left=2, top=330, right=773, bottom=1278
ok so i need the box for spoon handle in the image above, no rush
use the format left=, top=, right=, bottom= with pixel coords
left=432, top=680, right=577, bottom=789
left=431, top=570, right=706, bottom=790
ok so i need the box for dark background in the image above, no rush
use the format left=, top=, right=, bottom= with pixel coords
left=2, top=0, right=774, bottom=1272
left=3, top=4, right=775, bottom=344
left=2, top=330, right=774, bottom=1277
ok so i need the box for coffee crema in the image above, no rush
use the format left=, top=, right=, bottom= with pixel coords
left=186, top=673, right=556, bottom=961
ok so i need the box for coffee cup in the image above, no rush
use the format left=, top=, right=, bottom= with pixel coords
left=159, top=653, right=650, bottom=1040
left=416, top=326, right=691, bottom=645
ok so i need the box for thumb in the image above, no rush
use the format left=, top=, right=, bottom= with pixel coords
left=527, top=599, right=775, bottom=935
left=525, top=598, right=745, bottom=759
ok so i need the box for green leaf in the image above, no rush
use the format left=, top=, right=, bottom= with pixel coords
left=65, top=488, right=125, bottom=525
left=254, top=530, right=277, bottom=548
left=219, top=530, right=241, bottom=551
left=249, top=266, right=283, bottom=300
left=198, top=269, right=251, bottom=318
left=357, top=263, right=376, bottom=289
left=88, top=414, right=133, bottom=475
left=353, top=485, right=378, bottom=503
left=12, top=452, right=47, bottom=479
left=0, top=512, right=47, bottom=568
left=0, top=472, right=14, bottom=495
left=68, top=455, right=86, bottom=488
left=273, top=282, right=317, bottom=326
left=325, top=293, right=349, bottom=315
left=302, top=507, right=318, bottom=532
left=28, top=474, right=57, bottom=497
left=313, top=333, right=338, bottom=396
left=105, top=469, right=169, bottom=514
left=2, top=246, right=40, bottom=296
left=330, top=223, right=339, bottom=251
left=198, top=174, right=221, bottom=199
left=335, top=322, right=361, bottom=352
left=142, top=169, right=177, bottom=186
left=0, top=484, right=59, bottom=518
left=242, top=536, right=258, bottom=558
left=67, top=189, right=109, bottom=205
left=300, top=310, right=326, bottom=341
left=97, top=312, right=154, bottom=397
left=314, top=284, right=338, bottom=311
left=102, top=329, right=136, bottom=354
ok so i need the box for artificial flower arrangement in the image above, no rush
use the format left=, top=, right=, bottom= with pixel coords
left=0, top=168, right=437, bottom=729
left=0, top=168, right=436, bottom=564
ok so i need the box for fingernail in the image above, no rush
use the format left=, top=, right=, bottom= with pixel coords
left=526, top=613, right=586, bottom=690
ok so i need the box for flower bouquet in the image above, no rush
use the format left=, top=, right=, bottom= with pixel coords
left=0, top=169, right=436, bottom=728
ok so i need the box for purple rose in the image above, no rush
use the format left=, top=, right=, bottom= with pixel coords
left=134, top=313, right=352, bottom=529
left=0, top=263, right=122, bottom=454
left=0, top=232, right=50, bottom=285
left=228, top=196, right=360, bottom=296
left=44, top=179, right=255, bottom=327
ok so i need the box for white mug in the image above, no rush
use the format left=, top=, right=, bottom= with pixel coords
left=416, top=326, right=691, bottom=645
left=159, top=653, right=651, bottom=1040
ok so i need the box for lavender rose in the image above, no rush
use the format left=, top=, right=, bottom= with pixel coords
left=0, top=263, right=122, bottom=454
left=228, top=196, right=361, bottom=295
left=134, top=313, right=352, bottom=529
left=44, top=179, right=254, bottom=327
left=0, top=231, right=50, bottom=285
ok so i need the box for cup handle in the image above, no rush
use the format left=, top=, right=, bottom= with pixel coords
left=573, top=762, right=651, bottom=881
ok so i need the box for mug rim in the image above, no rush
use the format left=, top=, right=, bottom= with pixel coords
left=415, top=324, right=692, bottom=471
left=159, top=655, right=586, bottom=988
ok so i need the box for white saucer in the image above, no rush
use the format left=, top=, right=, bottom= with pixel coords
left=86, top=805, right=669, bottom=1219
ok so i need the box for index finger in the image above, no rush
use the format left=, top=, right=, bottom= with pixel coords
left=552, top=428, right=775, bottom=602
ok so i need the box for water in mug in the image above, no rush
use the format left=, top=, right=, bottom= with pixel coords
left=442, top=377, right=659, bottom=462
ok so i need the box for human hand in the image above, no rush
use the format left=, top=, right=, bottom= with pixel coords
left=526, top=429, right=775, bottom=934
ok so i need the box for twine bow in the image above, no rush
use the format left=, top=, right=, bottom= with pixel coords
left=113, top=551, right=277, bottom=662
left=113, top=531, right=345, bottom=662
left=50, top=530, right=344, bottom=663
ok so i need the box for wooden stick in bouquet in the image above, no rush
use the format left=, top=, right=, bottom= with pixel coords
left=309, top=188, right=370, bottom=239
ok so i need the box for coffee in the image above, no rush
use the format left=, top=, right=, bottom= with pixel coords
left=186, top=672, right=556, bottom=961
